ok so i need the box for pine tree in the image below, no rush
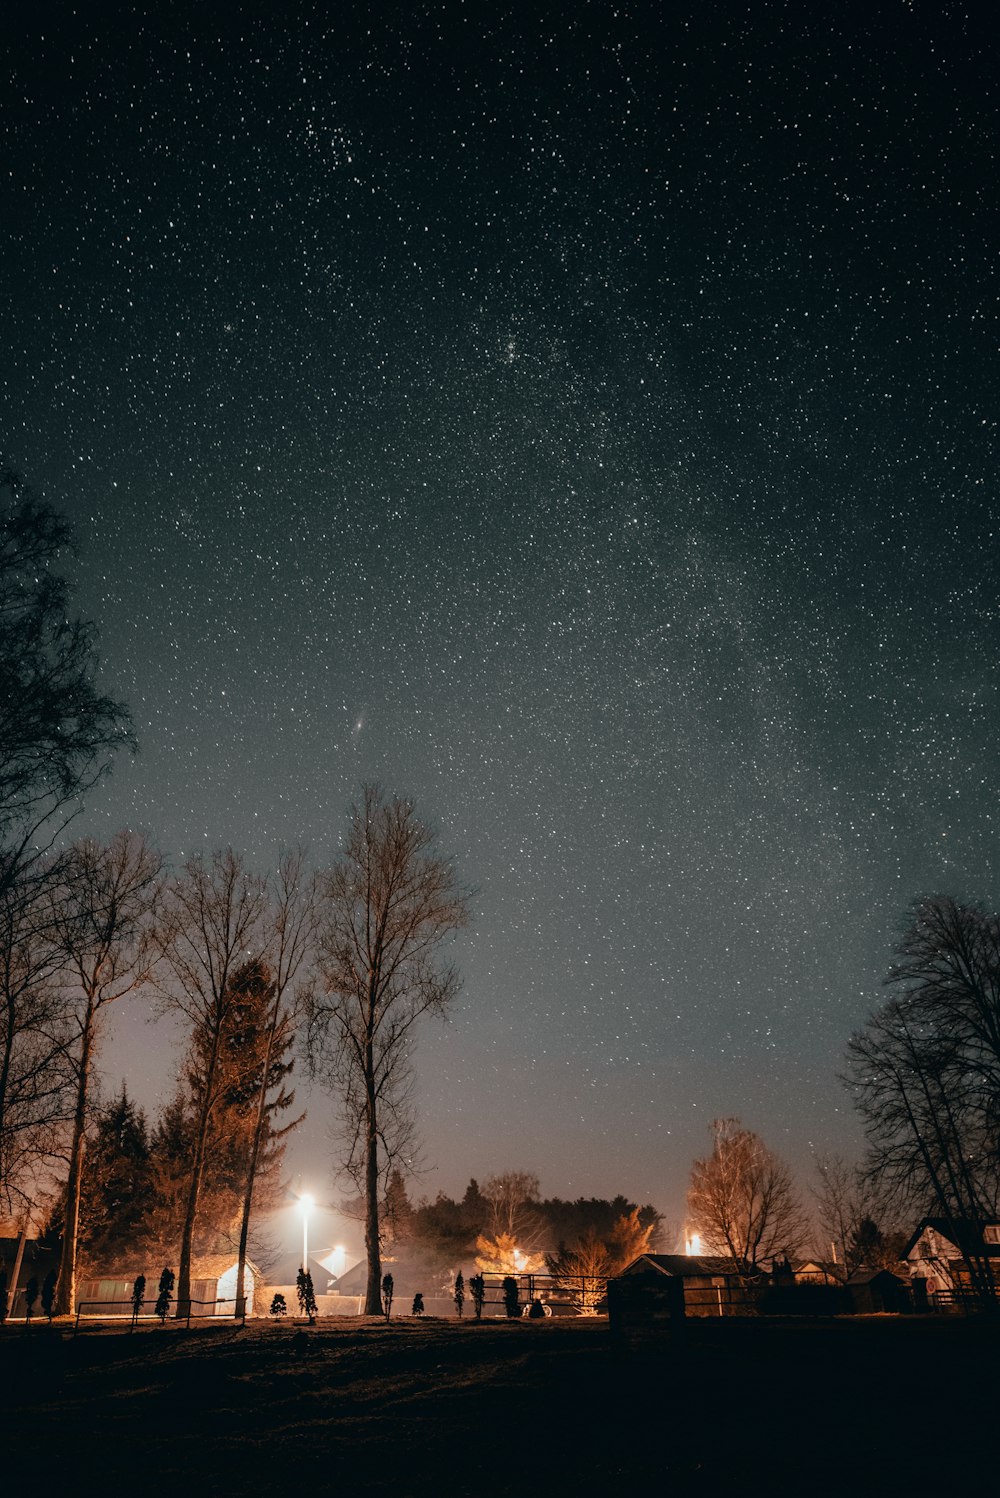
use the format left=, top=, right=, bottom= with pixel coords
left=470, top=1273, right=485, bottom=1320
left=269, top=1293, right=287, bottom=1318
left=381, top=1272, right=394, bottom=1321
left=130, top=1274, right=146, bottom=1327
left=454, top=1270, right=465, bottom=1318
left=77, top=1087, right=156, bottom=1271
left=296, top=1267, right=317, bottom=1324
left=155, top=1266, right=174, bottom=1322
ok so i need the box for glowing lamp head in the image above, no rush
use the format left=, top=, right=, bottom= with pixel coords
left=299, top=1193, right=315, bottom=1213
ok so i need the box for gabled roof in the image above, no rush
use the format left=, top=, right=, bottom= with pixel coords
left=903, top=1218, right=1000, bottom=1261
left=846, top=1268, right=908, bottom=1286
left=621, top=1253, right=743, bottom=1278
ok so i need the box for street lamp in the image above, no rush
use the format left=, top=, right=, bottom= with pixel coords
left=299, top=1193, right=315, bottom=1273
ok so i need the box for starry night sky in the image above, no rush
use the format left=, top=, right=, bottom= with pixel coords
left=3, top=2, right=998, bottom=1246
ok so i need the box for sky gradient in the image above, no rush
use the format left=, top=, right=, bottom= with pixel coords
left=3, top=2, right=997, bottom=1253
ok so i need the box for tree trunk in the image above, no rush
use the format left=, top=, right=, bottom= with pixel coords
left=362, top=1042, right=382, bottom=1315
left=175, top=1127, right=208, bottom=1321
left=54, top=1004, right=94, bottom=1316
left=234, top=1012, right=279, bottom=1319
left=175, top=1014, right=227, bottom=1319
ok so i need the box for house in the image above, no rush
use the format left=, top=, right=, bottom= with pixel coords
left=903, top=1218, right=1000, bottom=1303
left=609, top=1253, right=752, bottom=1331
left=261, top=1250, right=363, bottom=1317
left=77, top=1254, right=263, bottom=1317
left=788, top=1258, right=845, bottom=1286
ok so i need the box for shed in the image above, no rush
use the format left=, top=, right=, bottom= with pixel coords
left=846, top=1269, right=911, bottom=1315
left=608, top=1253, right=750, bottom=1337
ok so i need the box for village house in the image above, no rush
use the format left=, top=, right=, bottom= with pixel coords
left=903, top=1218, right=1000, bottom=1304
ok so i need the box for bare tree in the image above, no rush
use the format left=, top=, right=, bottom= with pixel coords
left=232, top=848, right=316, bottom=1318
left=811, top=1153, right=868, bottom=1272
left=546, top=1207, right=655, bottom=1314
left=483, top=1170, right=542, bottom=1241
left=154, top=849, right=268, bottom=1318
left=308, top=785, right=469, bottom=1316
left=49, top=831, right=160, bottom=1313
left=686, top=1117, right=808, bottom=1274
left=845, top=895, right=1000, bottom=1307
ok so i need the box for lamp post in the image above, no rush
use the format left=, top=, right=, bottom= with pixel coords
left=300, top=1193, right=314, bottom=1273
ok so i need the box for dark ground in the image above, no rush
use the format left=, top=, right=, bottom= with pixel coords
left=0, top=1315, right=994, bottom=1496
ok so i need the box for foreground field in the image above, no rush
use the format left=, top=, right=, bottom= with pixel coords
left=1, top=1315, right=995, bottom=1495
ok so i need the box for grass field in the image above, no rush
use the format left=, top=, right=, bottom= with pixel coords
left=1, top=1314, right=995, bottom=1496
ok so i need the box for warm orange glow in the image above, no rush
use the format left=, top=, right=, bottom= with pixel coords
left=685, top=1232, right=702, bottom=1256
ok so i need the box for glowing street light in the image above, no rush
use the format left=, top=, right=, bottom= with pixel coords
left=299, top=1193, right=315, bottom=1273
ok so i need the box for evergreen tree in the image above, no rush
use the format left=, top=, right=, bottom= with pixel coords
left=77, top=1087, right=157, bottom=1271
left=411, top=1292, right=424, bottom=1316
left=296, top=1267, right=317, bottom=1323
left=130, top=1274, right=146, bottom=1327
left=269, top=1292, right=287, bottom=1318
left=502, top=1275, right=520, bottom=1319
left=155, top=1266, right=174, bottom=1322
left=454, top=1270, right=465, bottom=1318
left=469, top=1273, right=485, bottom=1320
left=382, top=1169, right=415, bottom=1248
left=381, top=1272, right=394, bottom=1321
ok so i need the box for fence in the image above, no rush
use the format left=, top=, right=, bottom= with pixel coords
left=74, top=1296, right=245, bottom=1333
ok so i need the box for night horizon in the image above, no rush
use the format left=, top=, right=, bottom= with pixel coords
left=3, top=0, right=998, bottom=1260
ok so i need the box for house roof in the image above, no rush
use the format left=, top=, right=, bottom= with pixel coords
left=621, top=1253, right=743, bottom=1278
left=846, top=1268, right=908, bottom=1286
left=903, top=1218, right=1000, bottom=1261
left=190, top=1255, right=263, bottom=1280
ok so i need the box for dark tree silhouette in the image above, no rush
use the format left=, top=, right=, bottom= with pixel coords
left=155, top=1266, right=174, bottom=1322
left=381, top=1272, right=394, bottom=1321
left=846, top=896, right=1000, bottom=1308
left=41, top=1269, right=56, bottom=1320
left=270, top=1293, right=287, bottom=1319
left=24, top=1273, right=38, bottom=1321
left=502, top=1276, right=520, bottom=1319
left=296, top=1267, right=317, bottom=1324
left=130, top=1274, right=146, bottom=1327
left=454, top=1271, right=465, bottom=1318
left=0, top=469, right=133, bottom=901
left=470, top=1273, right=485, bottom=1320
left=309, top=785, right=469, bottom=1315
